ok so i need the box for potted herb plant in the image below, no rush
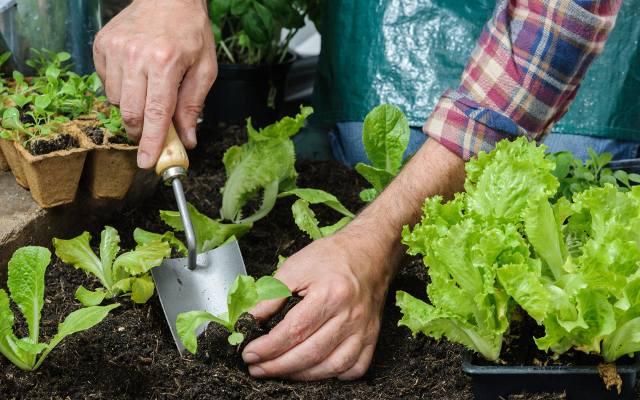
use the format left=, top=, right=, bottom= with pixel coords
left=204, top=0, right=322, bottom=128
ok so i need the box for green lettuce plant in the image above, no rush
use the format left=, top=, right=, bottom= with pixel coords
left=177, top=275, right=291, bottom=352
left=156, top=202, right=252, bottom=252
left=398, top=137, right=640, bottom=363
left=279, top=188, right=354, bottom=240
left=220, top=106, right=312, bottom=223
left=0, top=246, right=118, bottom=371
left=355, top=104, right=410, bottom=202
left=53, top=226, right=171, bottom=306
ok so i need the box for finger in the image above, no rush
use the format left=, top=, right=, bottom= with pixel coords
left=242, top=292, right=330, bottom=364
left=250, top=261, right=307, bottom=321
left=286, top=335, right=364, bottom=381
left=92, top=33, right=107, bottom=81
left=137, top=57, right=181, bottom=169
left=119, top=68, right=147, bottom=142
left=337, top=343, right=376, bottom=381
left=104, top=58, right=123, bottom=105
left=173, top=54, right=217, bottom=149
left=247, top=316, right=346, bottom=378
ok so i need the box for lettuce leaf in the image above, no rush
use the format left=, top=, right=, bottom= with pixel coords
left=220, top=106, right=312, bottom=222
left=54, top=227, right=170, bottom=305
left=355, top=104, right=410, bottom=202
left=177, top=275, right=291, bottom=353
left=0, top=246, right=118, bottom=371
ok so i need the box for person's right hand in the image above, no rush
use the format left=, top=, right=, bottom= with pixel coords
left=93, top=0, right=217, bottom=169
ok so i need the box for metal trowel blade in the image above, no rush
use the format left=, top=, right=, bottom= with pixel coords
left=151, top=240, right=247, bottom=354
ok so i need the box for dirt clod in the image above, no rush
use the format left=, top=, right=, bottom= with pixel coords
left=598, top=363, right=623, bottom=394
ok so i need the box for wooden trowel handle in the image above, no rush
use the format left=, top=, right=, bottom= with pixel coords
left=155, top=123, right=190, bottom=176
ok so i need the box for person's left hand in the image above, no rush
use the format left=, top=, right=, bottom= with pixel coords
left=242, top=228, right=397, bottom=381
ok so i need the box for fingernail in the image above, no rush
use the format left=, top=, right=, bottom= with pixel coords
left=243, top=352, right=260, bottom=364
left=186, top=127, right=197, bottom=147
left=137, top=151, right=152, bottom=169
left=249, top=365, right=265, bottom=377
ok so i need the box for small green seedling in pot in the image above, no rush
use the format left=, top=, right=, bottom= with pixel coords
left=97, top=105, right=130, bottom=141
left=53, top=226, right=171, bottom=306
left=278, top=188, right=355, bottom=240
left=355, top=104, right=410, bottom=202
left=177, top=275, right=291, bottom=353
left=549, top=148, right=640, bottom=201
left=0, top=246, right=119, bottom=371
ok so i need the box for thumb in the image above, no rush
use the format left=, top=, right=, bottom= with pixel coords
left=250, top=263, right=302, bottom=321
left=250, top=297, right=288, bottom=321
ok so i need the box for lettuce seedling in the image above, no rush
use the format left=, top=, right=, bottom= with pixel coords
left=159, top=202, right=252, bottom=253
left=220, top=106, right=312, bottom=223
left=355, top=104, right=410, bottom=202
left=53, top=226, right=171, bottom=306
left=177, top=275, right=291, bottom=353
left=0, top=246, right=118, bottom=371
left=279, top=188, right=355, bottom=240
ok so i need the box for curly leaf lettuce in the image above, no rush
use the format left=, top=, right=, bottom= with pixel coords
left=221, top=106, right=312, bottom=222
left=399, top=137, right=640, bottom=363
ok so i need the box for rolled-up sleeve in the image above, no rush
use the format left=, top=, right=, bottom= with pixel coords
left=423, top=0, right=622, bottom=160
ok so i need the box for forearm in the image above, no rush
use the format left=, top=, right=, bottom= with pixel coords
left=426, top=0, right=622, bottom=160
left=340, top=140, right=465, bottom=280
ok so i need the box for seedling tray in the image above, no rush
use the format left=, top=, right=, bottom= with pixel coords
left=462, top=352, right=640, bottom=400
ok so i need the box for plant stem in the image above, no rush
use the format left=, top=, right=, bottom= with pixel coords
left=278, top=29, right=298, bottom=64
left=219, top=40, right=236, bottom=64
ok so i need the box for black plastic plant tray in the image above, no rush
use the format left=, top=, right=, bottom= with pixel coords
left=462, top=352, right=640, bottom=400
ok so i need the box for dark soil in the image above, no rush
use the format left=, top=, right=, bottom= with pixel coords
left=82, top=126, right=105, bottom=145
left=28, top=133, right=78, bottom=156
left=108, top=134, right=133, bottom=145
left=0, top=123, right=619, bottom=399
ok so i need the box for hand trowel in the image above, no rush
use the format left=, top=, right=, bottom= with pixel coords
left=151, top=124, right=247, bottom=354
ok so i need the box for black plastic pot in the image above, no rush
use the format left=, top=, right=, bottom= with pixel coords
left=609, top=158, right=640, bottom=174
left=462, top=352, right=640, bottom=400
left=203, top=55, right=296, bottom=129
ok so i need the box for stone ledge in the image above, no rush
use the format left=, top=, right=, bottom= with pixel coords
left=0, top=170, right=159, bottom=282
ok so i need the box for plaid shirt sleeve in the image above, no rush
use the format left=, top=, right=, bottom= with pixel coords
left=423, top=0, right=622, bottom=160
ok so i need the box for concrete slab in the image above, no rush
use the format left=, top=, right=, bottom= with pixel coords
left=0, top=170, right=159, bottom=283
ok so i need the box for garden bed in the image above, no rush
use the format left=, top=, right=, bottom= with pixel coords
left=0, top=125, right=628, bottom=399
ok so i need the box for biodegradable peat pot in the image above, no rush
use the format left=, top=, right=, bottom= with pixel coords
left=0, top=138, right=28, bottom=187
left=76, top=123, right=139, bottom=200
left=462, top=352, right=640, bottom=400
left=15, top=131, right=88, bottom=208
left=0, top=148, right=8, bottom=171
left=203, top=54, right=296, bottom=129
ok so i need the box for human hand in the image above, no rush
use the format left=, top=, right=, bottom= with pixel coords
left=93, top=0, right=217, bottom=168
left=242, top=229, right=399, bottom=381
